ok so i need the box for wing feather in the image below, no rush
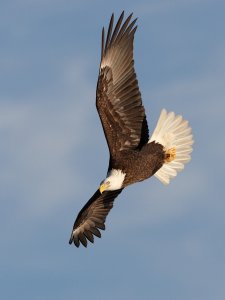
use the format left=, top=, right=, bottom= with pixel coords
left=69, top=189, right=123, bottom=247
left=96, top=12, right=149, bottom=156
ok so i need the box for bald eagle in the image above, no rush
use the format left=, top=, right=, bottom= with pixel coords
left=69, top=12, right=193, bottom=248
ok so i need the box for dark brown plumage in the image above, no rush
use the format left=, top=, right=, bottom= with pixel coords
left=96, top=12, right=149, bottom=156
left=68, top=9, right=196, bottom=248
left=109, top=142, right=165, bottom=187
left=69, top=11, right=166, bottom=248
left=69, top=189, right=123, bottom=247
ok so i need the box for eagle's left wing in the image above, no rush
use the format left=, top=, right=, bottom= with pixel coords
left=96, top=12, right=149, bottom=158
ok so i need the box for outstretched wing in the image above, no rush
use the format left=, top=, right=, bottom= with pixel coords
left=69, top=189, right=123, bottom=247
left=96, top=11, right=149, bottom=157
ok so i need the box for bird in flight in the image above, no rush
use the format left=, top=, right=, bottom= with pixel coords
left=69, top=11, right=193, bottom=248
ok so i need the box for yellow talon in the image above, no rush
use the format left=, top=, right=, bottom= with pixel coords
left=165, top=147, right=176, bottom=163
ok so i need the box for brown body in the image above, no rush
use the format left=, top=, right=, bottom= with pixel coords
left=110, top=142, right=165, bottom=187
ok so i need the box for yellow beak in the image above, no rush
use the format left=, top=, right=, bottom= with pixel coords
left=99, top=182, right=109, bottom=194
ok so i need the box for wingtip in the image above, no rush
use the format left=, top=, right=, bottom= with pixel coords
left=69, top=233, right=74, bottom=245
left=128, top=12, right=133, bottom=19
left=69, top=231, right=79, bottom=247
left=69, top=236, right=81, bottom=248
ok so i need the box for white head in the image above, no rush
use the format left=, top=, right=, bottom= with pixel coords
left=99, top=169, right=126, bottom=193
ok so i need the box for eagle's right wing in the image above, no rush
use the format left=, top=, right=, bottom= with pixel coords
left=69, top=189, right=123, bottom=247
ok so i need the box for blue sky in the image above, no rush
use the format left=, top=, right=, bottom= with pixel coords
left=1, top=0, right=225, bottom=299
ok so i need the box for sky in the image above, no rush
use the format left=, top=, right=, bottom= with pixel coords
left=1, top=0, right=225, bottom=299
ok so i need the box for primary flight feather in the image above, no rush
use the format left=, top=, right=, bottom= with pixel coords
left=69, top=11, right=193, bottom=248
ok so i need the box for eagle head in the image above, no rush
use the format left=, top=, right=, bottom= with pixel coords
left=99, top=169, right=126, bottom=193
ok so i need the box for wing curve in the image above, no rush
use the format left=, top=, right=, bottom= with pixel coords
left=69, top=189, right=123, bottom=247
left=96, top=11, right=149, bottom=157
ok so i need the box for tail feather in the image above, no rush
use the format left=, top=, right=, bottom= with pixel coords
left=149, top=109, right=194, bottom=185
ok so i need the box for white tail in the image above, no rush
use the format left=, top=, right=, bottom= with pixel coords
left=149, top=109, right=194, bottom=185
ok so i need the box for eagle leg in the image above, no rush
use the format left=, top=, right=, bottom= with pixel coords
left=164, top=147, right=176, bottom=163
